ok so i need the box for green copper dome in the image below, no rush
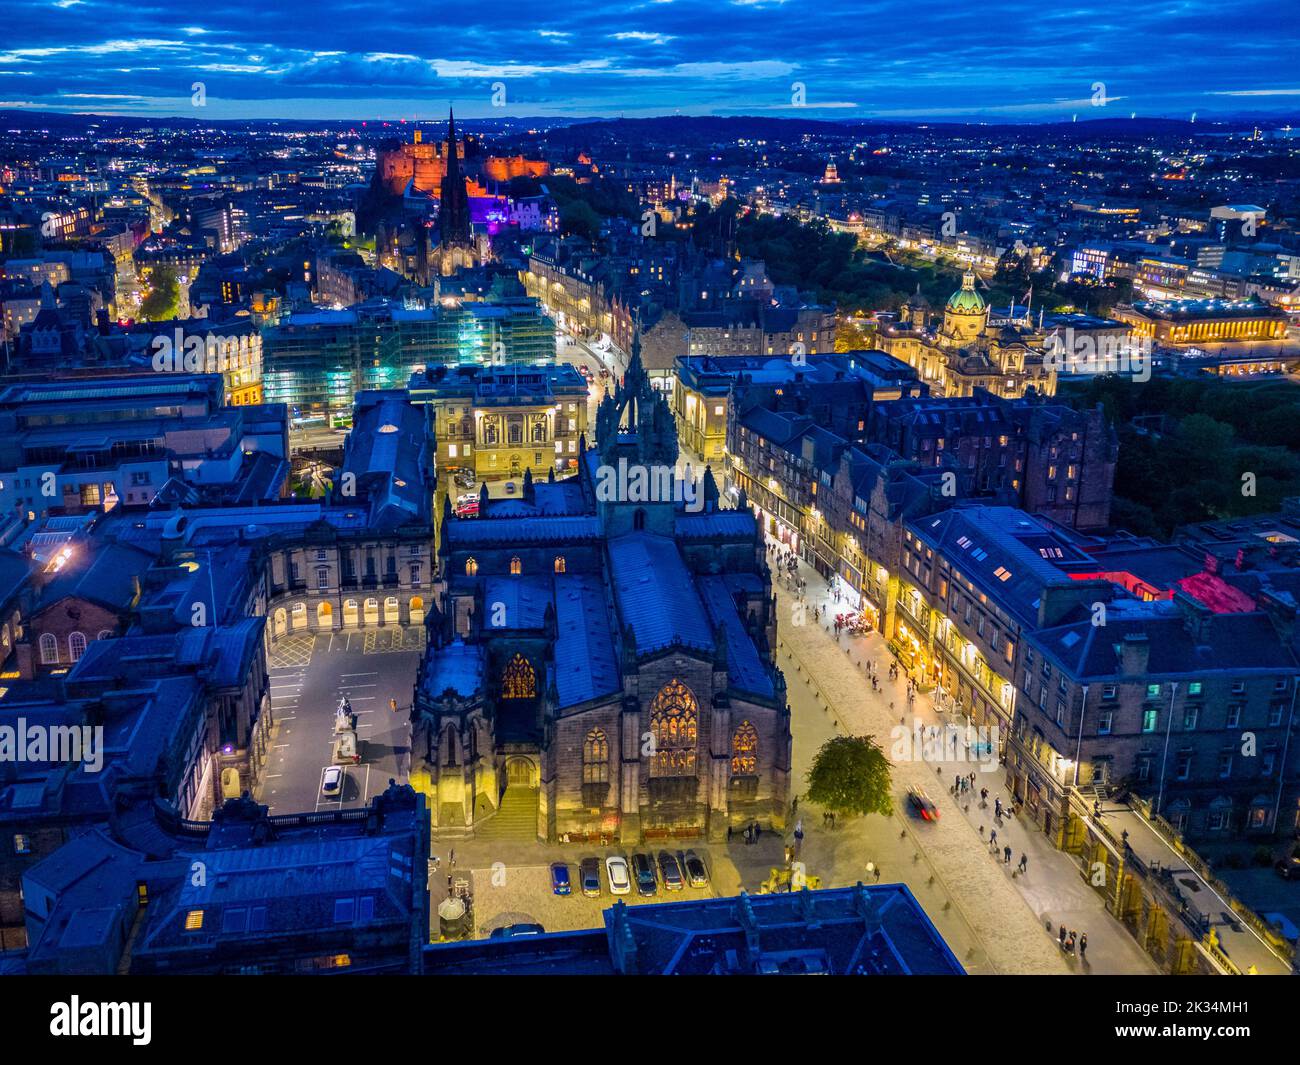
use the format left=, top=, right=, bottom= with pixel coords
left=946, top=273, right=986, bottom=314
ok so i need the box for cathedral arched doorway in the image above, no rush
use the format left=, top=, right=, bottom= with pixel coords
left=409, top=596, right=425, bottom=625
left=505, top=756, right=537, bottom=789
left=316, top=601, right=333, bottom=629
left=273, top=607, right=287, bottom=637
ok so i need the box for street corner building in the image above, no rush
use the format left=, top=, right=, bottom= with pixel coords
left=412, top=340, right=793, bottom=844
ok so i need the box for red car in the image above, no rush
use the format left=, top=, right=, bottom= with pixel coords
left=907, top=785, right=940, bottom=822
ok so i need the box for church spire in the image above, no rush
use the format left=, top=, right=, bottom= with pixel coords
left=438, top=106, right=471, bottom=247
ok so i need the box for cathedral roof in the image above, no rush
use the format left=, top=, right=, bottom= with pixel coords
left=553, top=573, right=622, bottom=709
left=698, top=576, right=774, bottom=699
left=608, top=532, right=713, bottom=655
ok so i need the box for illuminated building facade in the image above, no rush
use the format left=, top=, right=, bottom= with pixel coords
left=261, top=297, right=555, bottom=417
left=408, top=362, right=589, bottom=485
left=1115, top=297, right=1290, bottom=345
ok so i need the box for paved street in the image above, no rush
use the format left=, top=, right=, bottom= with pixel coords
left=770, top=542, right=1158, bottom=975
left=257, top=627, right=424, bottom=815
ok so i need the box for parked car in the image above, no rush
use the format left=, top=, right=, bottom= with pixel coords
left=906, top=785, right=940, bottom=822
left=550, top=862, right=571, bottom=896
left=579, top=857, right=601, bottom=897
left=632, top=852, right=658, bottom=897
left=683, top=851, right=709, bottom=888
left=504, top=481, right=517, bottom=495
left=490, top=923, right=545, bottom=938
left=657, top=851, right=684, bottom=891
left=1276, top=850, right=1300, bottom=880
left=605, top=855, right=631, bottom=896
left=320, top=765, right=344, bottom=797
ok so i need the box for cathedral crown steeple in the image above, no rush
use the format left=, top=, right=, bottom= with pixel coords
left=595, top=329, right=678, bottom=468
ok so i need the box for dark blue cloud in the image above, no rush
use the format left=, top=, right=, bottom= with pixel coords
left=0, top=0, right=1296, bottom=120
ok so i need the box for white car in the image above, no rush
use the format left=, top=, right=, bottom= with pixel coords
left=605, top=855, right=632, bottom=896
left=321, top=765, right=344, bottom=797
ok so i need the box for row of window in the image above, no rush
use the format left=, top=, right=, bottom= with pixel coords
left=466, top=556, right=565, bottom=576
left=39, top=630, right=113, bottom=665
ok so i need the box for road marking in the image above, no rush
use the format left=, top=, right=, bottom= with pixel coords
left=340, top=672, right=378, bottom=678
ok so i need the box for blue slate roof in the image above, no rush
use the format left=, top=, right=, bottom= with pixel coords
left=698, top=576, right=774, bottom=699
left=908, top=506, right=1086, bottom=627
left=553, top=574, right=621, bottom=709
left=675, top=510, right=758, bottom=539
left=608, top=533, right=713, bottom=654
left=485, top=480, right=588, bottom=517
left=482, top=575, right=552, bottom=631
left=423, top=638, right=484, bottom=699
left=444, top=516, right=602, bottom=546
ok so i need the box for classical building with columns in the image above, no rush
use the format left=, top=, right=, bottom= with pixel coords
left=414, top=341, right=792, bottom=844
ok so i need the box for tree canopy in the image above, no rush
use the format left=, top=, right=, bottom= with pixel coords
left=138, top=264, right=180, bottom=322
left=805, top=735, right=893, bottom=818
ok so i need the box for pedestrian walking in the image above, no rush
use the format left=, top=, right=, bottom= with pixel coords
left=979, top=825, right=985, bottom=839
left=449, top=847, right=455, bottom=867
left=994, top=798, right=1002, bottom=819
left=980, top=787, right=989, bottom=806
left=792, top=795, right=799, bottom=815
left=753, top=822, right=762, bottom=843
left=1019, top=853, right=1028, bottom=873
left=1079, top=932, right=1088, bottom=959
left=727, top=824, right=733, bottom=841
left=989, top=829, right=998, bottom=849
left=1003, top=845, right=1012, bottom=865
left=1059, top=925, right=1067, bottom=948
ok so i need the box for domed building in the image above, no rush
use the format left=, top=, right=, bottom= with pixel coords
left=941, top=272, right=988, bottom=345
left=876, top=271, right=1058, bottom=399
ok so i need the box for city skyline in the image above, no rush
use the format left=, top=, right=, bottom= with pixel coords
left=0, top=0, right=1297, bottom=121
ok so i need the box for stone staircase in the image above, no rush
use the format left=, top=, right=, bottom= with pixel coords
left=473, top=788, right=539, bottom=842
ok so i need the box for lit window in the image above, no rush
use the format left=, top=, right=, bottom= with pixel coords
left=185, top=910, right=204, bottom=931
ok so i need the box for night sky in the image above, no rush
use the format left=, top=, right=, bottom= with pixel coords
left=0, top=0, right=1296, bottom=121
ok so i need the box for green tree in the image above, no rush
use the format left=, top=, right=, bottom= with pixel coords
left=559, top=199, right=603, bottom=242
left=805, top=735, right=893, bottom=818
left=139, top=264, right=180, bottom=321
